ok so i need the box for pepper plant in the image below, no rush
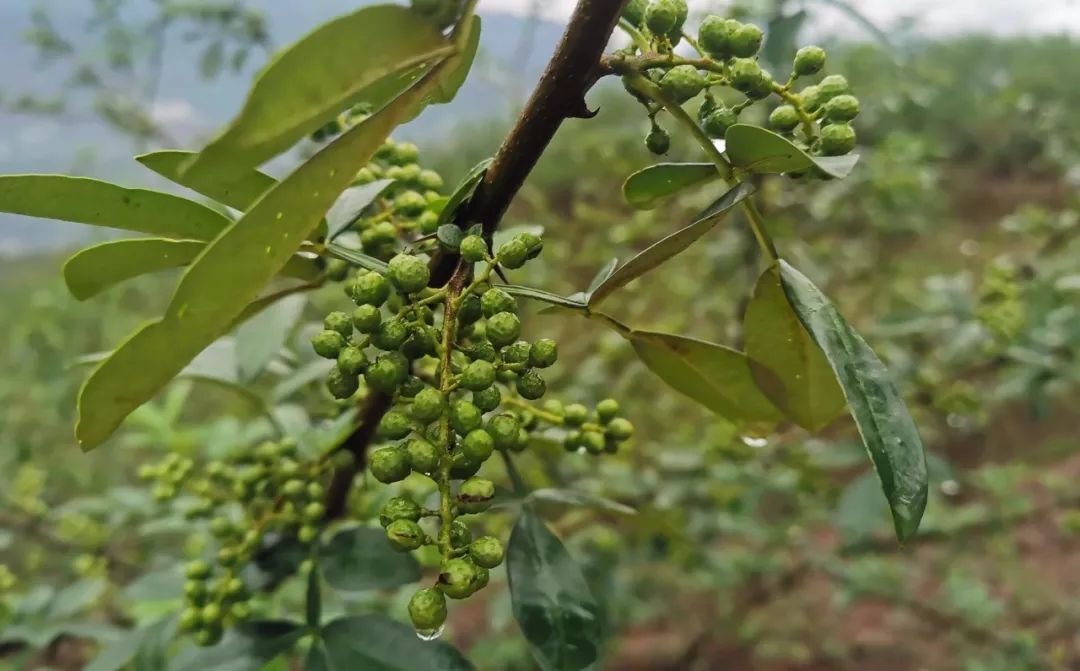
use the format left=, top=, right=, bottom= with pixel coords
left=0, top=0, right=929, bottom=668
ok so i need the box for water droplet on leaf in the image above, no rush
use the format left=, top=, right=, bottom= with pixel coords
left=416, top=624, right=445, bottom=641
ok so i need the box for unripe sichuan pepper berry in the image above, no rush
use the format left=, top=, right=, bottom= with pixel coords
left=387, top=254, right=430, bottom=294
left=458, top=477, right=495, bottom=513
left=516, top=369, right=547, bottom=400
left=529, top=338, right=558, bottom=368
left=461, top=360, right=496, bottom=391
left=823, top=94, right=860, bottom=122
left=769, top=105, right=801, bottom=132
left=793, top=45, right=826, bottom=76
left=327, top=367, right=360, bottom=399
left=469, top=536, right=505, bottom=569
left=411, top=387, right=445, bottom=422
left=450, top=400, right=483, bottom=435
left=472, top=386, right=501, bottom=412
left=698, top=16, right=735, bottom=58
left=438, top=557, right=479, bottom=599
left=729, top=22, right=763, bottom=58
left=486, top=312, right=521, bottom=347
left=645, top=126, right=670, bottom=155
left=596, top=398, right=620, bottom=422
left=386, top=519, right=425, bottom=551
left=820, top=123, right=856, bottom=155
left=370, top=445, right=410, bottom=483
left=409, top=587, right=448, bottom=631
left=459, top=235, right=488, bottom=263
left=352, top=304, right=381, bottom=333
left=337, top=346, right=368, bottom=375
left=480, top=288, right=516, bottom=317
left=659, top=65, right=706, bottom=104
left=351, top=271, right=391, bottom=306
left=622, top=0, right=646, bottom=26
left=379, top=410, right=412, bottom=439
left=644, top=0, right=677, bottom=35
left=462, top=429, right=494, bottom=461
left=729, top=59, right=769, bottom=97
left=487, top=414, right=520, bottom=450
left=379, top=496, right=422, bottom=526
left=312, top=330, right=346, bottom=359
left=502, top=341, right=531, bottom=365
left=817, top=74, right=849, bottom=100
left=496, top=238, right=529, bottom=269
left=703, top=107, right=738, bottom=138
left=407, top=438, right=440, bottom=474
left=324, top=311, right=352, bottom=337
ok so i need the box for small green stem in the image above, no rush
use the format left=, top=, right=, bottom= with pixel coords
left=618, top=18, right=651, bottom=52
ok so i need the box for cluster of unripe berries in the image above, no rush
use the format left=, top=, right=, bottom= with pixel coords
left=138, top=440, right=331, bottom=646
left=620, top=2, right=860, bottom=170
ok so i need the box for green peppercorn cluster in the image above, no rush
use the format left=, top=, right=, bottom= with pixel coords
left=138, top=439, right=332, bottom=646
left=310, top=226, right=632, bottom=633
left=620, top=5, right=860, bottom=173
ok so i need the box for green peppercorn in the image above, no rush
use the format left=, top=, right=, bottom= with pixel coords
left=298, top=525, right=319, bottom=543
left=379, top=496, right=423, bottom=527
left=466, top=536, right=504, bottom=569
left=370, top=445, right=411, bottom=484
left=193, top=625, right=223, bottom=647
left=303, top=502, right=325, bottom=522
left=417, top=210, right=440, bottom=234
left=379, top=411, right=413, bottom=440
left=458, top=293, right=483, bottom=324
left=563, top=429, right=582, bottom=452
left=698, top=16, right=737, bottom=57
left=769, top=105, right=801, bottom=132
left=606, top=417, right=635, bottom=441
left=326, top=367, right=360, bottom=399
left=486, top=312, right=521, bottom=347
left=179, top=607, right=201, bottom=632
left=497, top=238, right=529, bottom=269
left=371, top=318, right=408, bottom=351
left=185, top=560, right=212, bottom=580
left=793, top=45, right=826, bottom=76
left=406, top=438, right=440, bottom=474
left=563, top=403, right=588, bottom=426
left=459, top=235, right=488, bottom=263
left=622, top=0, right=646, bottom=26
left=354, top=166, right=376, bottom=185
left=817, top=74, right=849, bottom=100
left=596, top=399, right=620, bottom=422
left=730, top=59, right=771, bottom=99
left=386, top=519, right=425, bottom=551
left=480, top=288, right=516, bottom=317
left=411, top=387, right=446, bottom=423
left=518, top=232, right=543, bottom=259
left=516, top=369, right=546, bottom=400
left=645, top=126, right=670, bottom=155
left=324, top=311, right=352, bottom=337
left=450, top=400, right=483, bottom=435
left=408, top=587, right=448, bottom=631
left=437, top=557, right=479, bottom=599
left=449, top=449, right=482, bottom=479
left=458, top=429, right=491, bottom=463
left=472, top=386, right=501, bottom=412
left=703, top=107, right=739, bottom=138
left=351, top=271, right=391, bottom=306
left=366, top=352, right=408, bottom=392
left=486, top=414, right=520, bottom=450
left=730, top=23, right=763, bottom=58
left=469, top=340, right=497, bottom=362
left=501, top=341, right=531, bottom=365
left=400, top=375, right=425, bottom=398
left=461, top=359, right=496, bottom=391
left=581, top=431, right=606, bottom=454
left=659, top=64, right=706, bottom=104
left=351, top=304, right=382, bottom=333
left=823, top=94, right=859, bottom=122
left=457, top=477, right=495, bottom=513
left=819, top=123, right=856, bottom=155
left=528, top=338, right=558, bottom=368
left=800, top=85, right=825, bottom=113
left=229, top=602, right=252, bottom=622
left=402, top=324, right=437, bottom=359
left=337, top=345, right=369, bottom=376
left=387, top=254, right=430, bottom=294
left=312, top=330, right=346, bottom=359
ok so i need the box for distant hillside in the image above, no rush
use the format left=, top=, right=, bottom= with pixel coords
left=0, top=2, right=564, bottom=254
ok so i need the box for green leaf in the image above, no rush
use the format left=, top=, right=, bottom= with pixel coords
left=304, top=644, right=334, bottom=671
left=235, top=293, right=306, bottom=382
left=621, top=162, right=719, bottom=209
left=724, top=124, right=859, bottom=178
left=76, top=63, right=440, bottom=450
left=589, top=182, right=756, bottom=308
left=437, top=223, right=464, bottom=250
left=437, top=158, right=492, bottom=227
left=399, top=14, right=482, bottom=125
left=527, top=489, right=636, bottom=516
left=777, top=260, right=928, bottom=542
left=744, top=264, right=845, bottom=431
left=508, top=506, right=603, bottom=671
left=136, top=150, right=276, bottom=211
left=183, top=5, right=453, bottom=177
left=318, top=526, right=420, bottom=592
left=501, top=284, right=588, bottom=310
left=0, top=175, right=229, bottom=241
left=586, top=258, right=619, bottom=296
left=325, top=242, right=390, bottom=275
left=326, top=180, right=395, bottom=240
left=320, top=615, right=474, bottom=670
left=306, top=567, right=321, bottom=629
left=170, top=620, right=306, bottom=671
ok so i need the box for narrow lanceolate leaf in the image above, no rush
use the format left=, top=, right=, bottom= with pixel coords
left=182, top=5, right=453, bottom=177
left=326, top=180, right=395, bottom=240
left=509, top=507, right=603, bottom=671
left=501, top=284, right=588, bottom=310
left=325, top=242, right=390, bottom=275
left=586, top=258, right=619, bottom=296
left=170, top=620, right=306, bottom=671
left=0, top=175, right=229, bottom=241
left=725, top=124, right=859, bottom=179
left=318, top=526, right=420, bottom=592
left=621, top=329, right=782, bottom=424
left=235, top=293, right=307, bottom=382
left=778, top=260, right=928, bottom=542
left=401, top=14, right=482, bottom=123
left=63, top=239, right=320, bottom=300
left=744, top=263, right=845, bottom=431
left=622, top=162, right=719, bottom=209
left=76, top=68, right=443, bottom=451
left=589, top=181, right=756, bottom=308
left=136, top=150, right=276, bottom=211
left=319, top=615, right=474, bottom=671
left=437, top=157, right=492, bottom=227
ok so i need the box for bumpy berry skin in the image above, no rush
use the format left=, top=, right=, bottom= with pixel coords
left=438, top=558, right=479, bottom=599
left=312, top=330, right=346, bottom=359
left=386, top=519, right=425, bottom=551
left=818, top=74, right=849, bottom=100
left=461, top=360, right=496, bottom=391
left=469, top=536, right=505, bottom=569
left=379, top=496, right=422, bottom=527
left=457, top=477, right=495, bottom=513
left=769, top=105, right=801, bottom=132
left=372, top=319, right=408, bottom=351
left=703, top=107, right=739, bottom=138
left=800, top=85, right=825, bottom=113
left=659, top=65, right=706, bottom=104
left=497, top=239, right=529, bottom=269
left=581, top=431, right=606, bottom=454
left=336, top=345, right=367, bottom=376
left=644, top=0, right=677, bottom=35
left=793, top=45, right=826, bottom=76
left=698, top=16, right=736, bottom=58
left=324, top=311, right=352, bottom=338
left=367, top=353, right=408, bottom=392
left=459, top=235, right=488, bottom=263
left=327, top=367, right=360, bottom=399
left=486, top=312, right=522, bottom=347
left=472, top=387, right=501, bottom=413
left=528, top=339, right=558, bottom=368
left=450, top=400, right=483, bottom=435
left=409, top=587, right=448, bottom=631
left=379, top=411, right=412, bottom=440
left=606, top=417, right=635, bottom=441
left=461, top=429, right=494, bottom=462
left=820, top=123, right=856, bottom=155
left=823, top=94, right=860, bottom=122
left=406, top=438, right=440, bottom=474
left=516, top=370, right=547, bottom=400
left=388, top=254, right=431, bottom=294
left=394, top=191, right=427, bottom=217
left=370, top=445, right=411, bottom=483
left=501, top=341, right=531, bottom=365
left=450, top=519, right=472, bottom=548
left=480, top=289, right=516, bottom=317
left=351, top=304, right=381, bottom=333
left=730, top=23, right=763, bottom=58
left=563, top=403, right=589, bottom=426
left=730, top=59, right=766, bottom=95
left=351, top=272, right=391, bottom=306
left=646, top=127, right=670, bottom=155
left=411, top=387, right=446, bottom=423
left=622, top=0, right=647, bottom=26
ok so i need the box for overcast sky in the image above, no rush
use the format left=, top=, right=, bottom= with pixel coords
left=482, top=0, right=1080, bottom=35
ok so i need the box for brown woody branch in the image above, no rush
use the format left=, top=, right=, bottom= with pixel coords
left=325, top=0, right=629, bottom=518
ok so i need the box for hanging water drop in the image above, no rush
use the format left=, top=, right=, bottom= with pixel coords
left=741, top=435, right=768, bottom=448
left=416, top=624, right=445, bottom=641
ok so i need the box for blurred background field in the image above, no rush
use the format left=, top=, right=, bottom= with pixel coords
left=1, top=1, right=1079, bottom=670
